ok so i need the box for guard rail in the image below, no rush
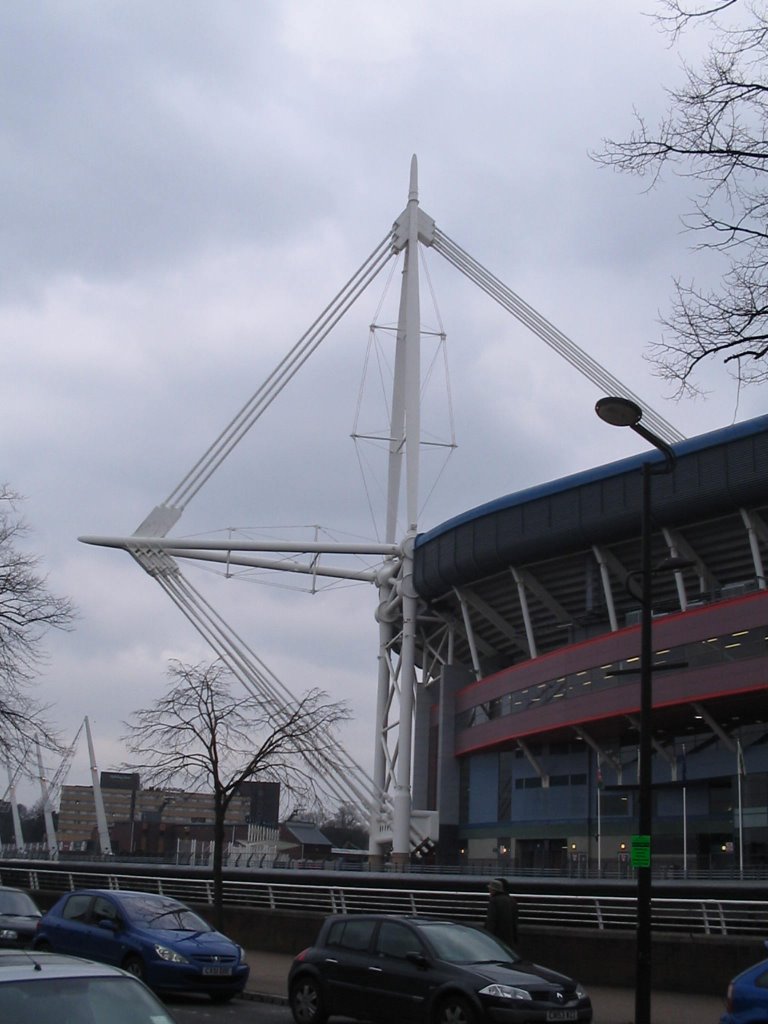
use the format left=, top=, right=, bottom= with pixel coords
left=0, top=862, right=764, bottom=938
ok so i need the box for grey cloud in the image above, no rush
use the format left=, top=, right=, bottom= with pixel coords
left=0, top=3, right=336, bottom=295
left=1, top=1, right=759, bottom=801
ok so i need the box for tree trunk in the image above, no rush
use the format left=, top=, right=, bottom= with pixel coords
left=212, top=791, right=226, bottom=931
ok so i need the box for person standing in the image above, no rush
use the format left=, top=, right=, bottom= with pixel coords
left=485, top=877, right=519, bottom=947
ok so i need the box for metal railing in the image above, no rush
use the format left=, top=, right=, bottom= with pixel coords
left=6, top=844, right=768, bottom=883
left=1, top=861, right=765, bottom=938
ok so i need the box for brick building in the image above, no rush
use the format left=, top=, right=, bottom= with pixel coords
left=57, top=773, right=279, bottom=856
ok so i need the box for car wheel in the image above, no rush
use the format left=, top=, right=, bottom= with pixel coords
left=435, top=994, right=478, bottom=1024
left=122, top=955, right=146, bottom=981
left=289, top=975, right=327, bottom=1024
left=209, top=992, right=234, bottom=1004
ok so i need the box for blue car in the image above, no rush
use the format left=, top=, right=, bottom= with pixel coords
left=33, top=888, right=249, bottom=1003
left=721, top=942, right=768, bottom=1024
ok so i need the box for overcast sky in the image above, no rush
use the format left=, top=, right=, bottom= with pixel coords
left=2, top=2, right=763, bottom=811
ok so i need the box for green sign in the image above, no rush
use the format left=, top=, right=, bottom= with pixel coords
left=631, top=834, right=651, bottom=868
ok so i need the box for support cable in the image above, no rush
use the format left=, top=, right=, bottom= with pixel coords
left=163, top=234, right=397, bottom=512
left=128, top=547, right=386, bottom=820
left=432, top=229, right=684, bottom=446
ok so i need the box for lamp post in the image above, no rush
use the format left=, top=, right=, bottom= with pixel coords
left=595, top=397, right=676, bottom=1024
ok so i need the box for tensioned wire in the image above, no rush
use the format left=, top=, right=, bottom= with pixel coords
left=128, top=546, right=385, bottom=821
left=163, top=233, right=398, bottom=513
left=432, top=228, right=685, bottom=446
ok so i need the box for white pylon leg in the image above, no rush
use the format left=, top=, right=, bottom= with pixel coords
left=86, top=716, right=113, bottom=857
left=369, top=155, right=425, bottom=866
left=391, top=539, right=418, bottom=866
left=36, top=741, right=58, bottom=861
left=5, top=761, right=24, bottom=849
left=370, top=568, right=397, bottom=867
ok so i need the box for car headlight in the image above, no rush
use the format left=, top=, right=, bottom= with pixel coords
left=236, top=945, right=246, bottom=963
left=154, top=944, right=190, bottom=964
left=479, top=984, right=532, bottom=1000
left=0, top=929, right=18, bottom=941
left=575, top=984, right=587, bottom=999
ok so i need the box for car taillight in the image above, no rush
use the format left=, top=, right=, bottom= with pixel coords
left=293, top=949, right=310, bottom=962
left=725, top=982, right=734, bottom=1013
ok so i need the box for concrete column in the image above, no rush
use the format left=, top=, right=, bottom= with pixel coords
left=436, top=663, right=473, bottom=864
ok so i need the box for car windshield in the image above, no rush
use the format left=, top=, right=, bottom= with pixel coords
left=0, top=892, right=38, bottom=916
left=119, top=895, right=211, bottom=932
left=418, top=922, right=520, bottom=964
left=0, top=975, right=176, bottom=1024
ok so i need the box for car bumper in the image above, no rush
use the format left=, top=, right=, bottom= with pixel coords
left=0, top=931, right=37, bottom=949
left=485, top=1000, right=592, bottom=1023
left=145, top=960, right=250, bottom=995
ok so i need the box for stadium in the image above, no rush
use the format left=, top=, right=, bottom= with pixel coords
left=413, top=412, right=768, bottom=874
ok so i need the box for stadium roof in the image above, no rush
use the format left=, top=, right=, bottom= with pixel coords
left=415, top=413, right=768, bottom=604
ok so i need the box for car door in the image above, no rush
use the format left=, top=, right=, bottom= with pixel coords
left=321, top=917, right=378, bottom=1018
left=46, top=892, right=95, bottom=957
left=366, top=920, right=432, bottom=1023
left=79, top=894, right=125, bottom=965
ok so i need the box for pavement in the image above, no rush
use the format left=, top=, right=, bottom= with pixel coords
left=242, top=950, right=727, bottom=1023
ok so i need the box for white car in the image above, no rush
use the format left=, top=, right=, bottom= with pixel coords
left=0, top=949, right=178, bottom=1024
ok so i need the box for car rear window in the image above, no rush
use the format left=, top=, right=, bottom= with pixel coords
left=0, top=975, right=175, bottom=1024
left=326, top=918, right=376, bottom=952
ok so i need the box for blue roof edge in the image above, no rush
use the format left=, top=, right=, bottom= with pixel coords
left=416, top=413, right=768, bottom=548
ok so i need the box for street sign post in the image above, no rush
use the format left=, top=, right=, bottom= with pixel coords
left=631, top=834, right=651, bottom=868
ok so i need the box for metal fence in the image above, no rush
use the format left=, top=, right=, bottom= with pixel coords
left=1, top=861, right=765, bottom=938
left=8, top=845, right=768, bottom=883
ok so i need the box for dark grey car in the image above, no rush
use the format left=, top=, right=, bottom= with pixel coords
left=0, top=886, right=42, bottom=948
left=288, top=914, right=592, bottom=1024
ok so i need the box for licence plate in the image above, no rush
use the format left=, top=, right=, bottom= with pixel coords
left=546, top=1013, right=578, bottom=1022
left=202, top=966, right=233, bottom=976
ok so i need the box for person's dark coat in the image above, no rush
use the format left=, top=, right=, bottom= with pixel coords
left=485, top=881, right=519, bottom=946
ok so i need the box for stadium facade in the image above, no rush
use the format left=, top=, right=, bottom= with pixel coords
left=413, top=413, right=768, bottom=873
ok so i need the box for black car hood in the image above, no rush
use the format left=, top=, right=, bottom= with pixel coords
left=455, top=959, right=575, bottom=990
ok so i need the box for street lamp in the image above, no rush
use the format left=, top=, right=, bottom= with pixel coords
left=595, top=396, right=677, bottom=1024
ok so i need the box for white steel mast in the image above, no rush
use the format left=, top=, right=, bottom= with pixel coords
left=36, top=741, right=58, bottom=861
left=4, top=761, right=24, bottom=849
left=85, top=716, right=113, bottom=856
left=371, top=156, right=426, bottom=866
left=81, top=157, right=682, bottom=867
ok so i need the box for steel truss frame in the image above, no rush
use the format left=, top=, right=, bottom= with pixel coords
left=81, top=157, right=681, bottom=864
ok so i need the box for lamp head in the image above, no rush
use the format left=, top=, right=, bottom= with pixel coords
left=595, top=396, right=643, bottom=428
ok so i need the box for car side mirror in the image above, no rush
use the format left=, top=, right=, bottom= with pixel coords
left=405, top=951, right=430, bottom=969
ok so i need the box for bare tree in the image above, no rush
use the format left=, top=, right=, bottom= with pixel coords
left=320, top=801, right=369, bottom=850
left=594, top=0, right=768, bottom=396
left=122, top=659, right=350, bottom=926
left=0, top=487, right=75, bottom=764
